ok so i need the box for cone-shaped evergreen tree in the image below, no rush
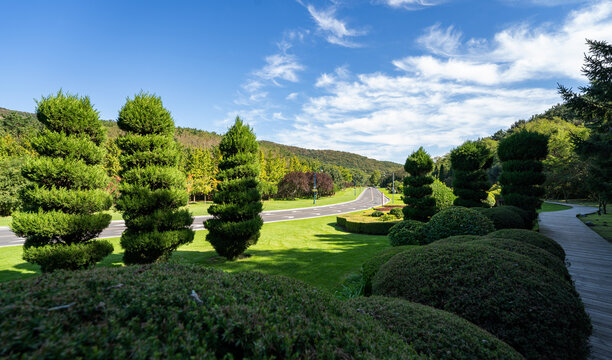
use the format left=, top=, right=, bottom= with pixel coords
left=450, top=141, right=493, bottom=207
left=205, top=117, right=263, bottom=260
left=11, top=91, right=113, bottom=272
left=498, top=131, right=548, bottom=224
left=116, top=92, right=194, bottom=264
left=402, top=147, right=435, bottom=221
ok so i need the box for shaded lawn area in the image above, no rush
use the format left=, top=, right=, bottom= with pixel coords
left=580, top=212, right=612, bottom=243
left=0, top=188, right=361, bottom=226
left=0, top=215, right=396, bottom=292
left=538, top=202, right=572, bottom=213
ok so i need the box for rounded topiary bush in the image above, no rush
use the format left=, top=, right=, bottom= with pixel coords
left=422, top=206, right=495, bottom=244
left=389, top=207, right=403, bottom=218
left=476, top=207, right=525, bottom=230
left=361, top=245, right=413, bottom=295
left=347, top=296, right=523, bottom=360
left=372, top=244, right=591, bottom=360
left=0, top=264, right=422, bottom=359
left=388, top=220, right=425, bottom=246
left=501, top=205, right=531, bottom=229
left=431, top=236, right=571, bottom=282
left=10, top=91, right=113, bottom=272
left=116, top=92, right=194, bottom=264
left=485, top=229, right=565, bottom=261
left=371, top=210, right=384, bottom=217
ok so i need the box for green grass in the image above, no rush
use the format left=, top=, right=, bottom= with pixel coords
left=0, top=188, right=361, bottom=225
left=580, top=212, right=612, bottom=242
left=0, top=215, right=396, bottom=291
left=538, top=202, right=572, bottom=213
left=379, top=187, right=402, bottom=205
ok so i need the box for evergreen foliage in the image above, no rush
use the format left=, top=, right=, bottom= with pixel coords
left=498, top=131, right=549, bottom=223
left=423, top=207, right=495, bottom=243
left=450, top=141, right=493, bottom=207
left=116, top=92, right=194, bottom=264
left=0, top=157, right=28, bottom=216
left=402, top=147, right=435, bottom=221
left=205, top=117, right=263, bottom=260
left=10, top=91, right=113, bottom=271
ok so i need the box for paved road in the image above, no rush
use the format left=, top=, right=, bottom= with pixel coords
left=540, top=202, right=612, bottom=360
left=0, top=187, right=390, bottom=247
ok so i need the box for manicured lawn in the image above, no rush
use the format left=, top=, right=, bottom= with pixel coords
left=580, top=212, right=612, bottom=242
left=0, top=215, right=396, bottom=291
left=0, top=188, right=362, bottom=225
left=538, top=202, right=572, bottom=213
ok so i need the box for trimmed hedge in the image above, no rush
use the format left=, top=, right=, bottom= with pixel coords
left=372, top=244, right=591, bottom=360
left=423, top=206, right=495, bottom=243
left=337, top=215, right=400, bottom=235
left=485, top=229, right=566, bottom=260
left=476, top=206, right=525, bottom=230
left=402, top=147, right=435, bottom=221
left=0, top=264, right=422, bottom=359
left=388, top=220, right=425, bottom=246
left=432, top=236, right=571, bottom=282
left=347, top=296, right=524, bottom=360
left=361, top=245, right=413, bottom=295
left=22, top=240, right=114, bottom=273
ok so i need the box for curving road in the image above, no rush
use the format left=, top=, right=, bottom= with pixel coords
left=0, top=187, right=390, bottom=247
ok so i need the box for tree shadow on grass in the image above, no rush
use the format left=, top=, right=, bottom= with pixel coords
left=0, top=261, right=40, bottom=283
left=171, top=230, right=389, bottom=291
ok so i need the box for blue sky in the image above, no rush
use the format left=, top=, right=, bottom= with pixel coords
left=1, top=0, right=611, bottom=163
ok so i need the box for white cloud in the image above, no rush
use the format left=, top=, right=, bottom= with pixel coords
left=255, top=53, right=304, bottom=83
left=306, top=4, right=365, bottom=47
left=286, top=92, right=299, bottom=100
left=378, top=0, right=448, bottom=10
left=273, top=1, right=612, bottom=162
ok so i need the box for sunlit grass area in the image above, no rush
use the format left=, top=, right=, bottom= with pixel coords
left=538, top=202, right=572, bottom=213
left=0, top=215, right=394, bottom=291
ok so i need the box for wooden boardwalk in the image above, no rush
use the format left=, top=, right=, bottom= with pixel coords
left=539, top=203, right=612, bottom=360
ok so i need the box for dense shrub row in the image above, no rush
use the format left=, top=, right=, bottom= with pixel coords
left=372, top=244, right=591, bottom=360
left=337, top=214, right=400, bottom=235
left=347, top=296, right=523, bottom=360
left=116, top=93, right=194, bottom=264
left=11, top=91, right=113, bottom=271
left=0, top=264, right=423, bottom=359
left=422, top=206, right=495, bottom=243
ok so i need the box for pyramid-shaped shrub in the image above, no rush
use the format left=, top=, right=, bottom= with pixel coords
left=205, top=117, right=263, bottom=260
left=402, top=147, right=435, bottom=221
left=450, top=140, right=493, bottom=207
left=116, top=93, right=194, bottom=264
left=11, top=91, right=113, bottom=272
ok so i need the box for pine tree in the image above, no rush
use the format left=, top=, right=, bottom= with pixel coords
left=450, top=141, right=493, bottom=207
left=205, top=117, right=263, bottom=260
left=116, top=92, right=194, bottom=264
left=11, top=91, right=113, bottom=272
left=402, top=147, right=436, bottom=221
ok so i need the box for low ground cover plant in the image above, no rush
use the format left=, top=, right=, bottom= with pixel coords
left=372, top=244, right=591, bottom=360
left=0, top=264, right=423, bottom=359
left=347, top=296, right=523, bottom=360
left=422, top=206, right=495, bottom=243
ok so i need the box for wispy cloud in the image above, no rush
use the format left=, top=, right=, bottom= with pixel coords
left=377, top=0, right=449, bottom=10
left=255, top=53, right=304, bottom=84
left=305, top=3, right=366, bottom=47
left=273, top=1, right=612, bottom=162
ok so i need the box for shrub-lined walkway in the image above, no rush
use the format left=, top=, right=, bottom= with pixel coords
left=539, top=202, right=612, bottom=360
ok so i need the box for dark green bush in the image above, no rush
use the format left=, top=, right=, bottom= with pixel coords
left=431, top=236, right=571, bottom=282
left=371, top=210, right=384, bottom=217
left=498, top=131, right=549, bottom=224
left=450, top=141, right=493, bottom=207
left=206, top=118, right=263, bottom=260
left=336, top=216, right=399, bottom=235
left=117, top=92, right=175, bottom=136
left=22, top=240, right=113, bottom=272
left=485, top=229, right=566, bottom=260
left=388, top=220, right=425, bottom=246
left=0, top=156, right=28, bottom=216
left=35, top=90, right=105, bottom=145
left=389, top=207, right=403, bottom=218
left=11, top=91, right=113, bottom=272
left=361, top=246, right=413, bottom=295
left=502, top=205, right=532, bottom=228
left=402, top=147, right=435, bottom=221
left=476, top=206, right=525, bottom=229
left=347, top=296, right=524, bottom=360
left=423, top=206, right=495, bottom=243
left=117, top=93, right=193, bottom=264
left=372, top=244, right=591, bottom=360
left=431, top=178, right=456, bottom=212
left=0, top=264, right=422, bottom=359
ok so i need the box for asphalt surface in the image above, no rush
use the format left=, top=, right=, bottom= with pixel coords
left=0, top=187, right=390, bottom=247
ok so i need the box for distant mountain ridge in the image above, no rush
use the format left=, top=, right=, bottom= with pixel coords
left=0, top=107, right=403, bottom=175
